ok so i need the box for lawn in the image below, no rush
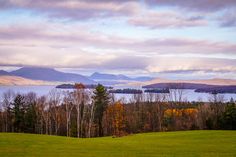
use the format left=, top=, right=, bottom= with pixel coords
left=0, top=130, right=236, bottom=157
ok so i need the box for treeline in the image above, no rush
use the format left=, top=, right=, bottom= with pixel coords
left=0, top=84, right=236, bottom=138
left=109, top=88, right=142, bottom=94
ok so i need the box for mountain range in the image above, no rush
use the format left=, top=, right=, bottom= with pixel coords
left=0, top=67, right=236, bottom=86
left=0, top=67, right=152, bottom=85
left=89, top=72, right=153, bottom=82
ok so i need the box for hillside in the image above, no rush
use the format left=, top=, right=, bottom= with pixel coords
left=0, top=75, right=56, bottom=86
left=134, top=78, right=236, bottom=87
left=0, top=70, right=10, bottom=75
left=0, top=131, right=235, bottom=157
left=144, top=78, right=236, bottom=85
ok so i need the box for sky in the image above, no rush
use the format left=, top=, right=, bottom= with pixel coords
left=0, top=0, right=236, bottom=79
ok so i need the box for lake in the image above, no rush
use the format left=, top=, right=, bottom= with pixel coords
left=0, top=85, right=236, bottom=103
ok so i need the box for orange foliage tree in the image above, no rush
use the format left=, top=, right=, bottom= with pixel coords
left=164, top=108, right=198, bottom=130
left=105, top=102, right=126, bottom=137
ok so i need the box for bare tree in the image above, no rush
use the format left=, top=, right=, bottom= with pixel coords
left=88, top=102, right=95, bottom=138
left=168, top=83, right=186, bottom=103
left=73, top=84, right=89, bottom=138
left=1, top=90, right=15, bottom=132
left=36, top=96, right=47, bottom=134
left=48, top=89, right=62, bottom=135
left=63, top=91, right=75, bottom=137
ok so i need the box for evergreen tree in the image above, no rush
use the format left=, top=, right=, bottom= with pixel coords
left=12, top=94, right=25, bottom=132
left=93, top=84, right=110, bottom=137
left=24, top=101, right=37, bottom=133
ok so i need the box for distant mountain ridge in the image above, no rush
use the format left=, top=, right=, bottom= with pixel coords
left=90, top=72, right=131, bottom=80
left=0, top=70, right=10, bottom=75
left=90, top=72, right=153, bottom=81
left=10, top=67, right=95, bottom=84
left=0, top=67, right=236, bottom=86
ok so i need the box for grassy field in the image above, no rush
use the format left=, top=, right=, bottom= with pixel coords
left=0, top=131, right=236, bottom=157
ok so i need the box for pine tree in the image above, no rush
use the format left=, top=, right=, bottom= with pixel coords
left=24, top=101, right=37, bottom=133
left=93, top=84, right=110, bottom=137
left=12, top=94, right=25, bottom=132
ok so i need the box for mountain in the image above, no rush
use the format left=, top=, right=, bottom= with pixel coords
left=90, top=72, right=132, bottom=80
left=128, top=77, right=236, bottom=87
left=0, top=70, right=10, bottom=75
left=186, top=78, right=236, bottom=86
left=10, top=67, right=95, bottom=84
left=133, top=76, right=153, bottom=81
left=90, top=72, right=153, bottom=82
left=0, top=75, right=55, bottom=86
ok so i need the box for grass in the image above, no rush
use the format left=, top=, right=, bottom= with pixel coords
left=0, top=130, right=236, bottom=157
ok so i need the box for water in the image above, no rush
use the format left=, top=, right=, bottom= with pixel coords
left=0, top=85, right=236, bottom=103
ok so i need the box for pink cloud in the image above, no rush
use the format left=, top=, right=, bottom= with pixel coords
left=0, top=24, right=236, bottom=55
left=129, top=11, right=207, bottom=28
left=0, top=0, right=140, bottom=20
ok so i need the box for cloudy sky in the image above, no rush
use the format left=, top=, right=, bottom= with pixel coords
left=0, top=0, right=236, bottom=79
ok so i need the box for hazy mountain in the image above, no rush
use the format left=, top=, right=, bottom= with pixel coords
left=90, top=72, right=131, bottom=80
left=133, top=76, right=153, bottom=81
left=0, top=70, right=10, bottom=75
left=10, top=67, right=95, bottom=84
left=90, top=72, right=153, bottom=82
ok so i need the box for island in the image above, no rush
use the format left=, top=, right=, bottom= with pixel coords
left=109, top=88, right=142, bottom=94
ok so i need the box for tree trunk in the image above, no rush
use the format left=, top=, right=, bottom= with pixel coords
left=77, top=106, right=80, bottom=138
left=88, top=104, right=94, bottom=138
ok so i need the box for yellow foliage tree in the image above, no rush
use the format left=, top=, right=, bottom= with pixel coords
left=106, top=102, right=126, bottom=137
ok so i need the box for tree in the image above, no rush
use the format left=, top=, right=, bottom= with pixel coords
left=106, top=102, right=126, bottom=137
left=74, top=83, right=89, bottom=138
left=93, top=84, right=110, bottom=137
left=24, top=92, right=37, bottom=133
left=35, top=96, right=47, bottom=134
left=220, top=103, right=236, bottom=130
left=48, top=89, right=62, bottom=135
left=12, top=94, right=25, bottom=132
left=1, top=90, right=15, bottom=132
left=63, top=91, right=75, bottom=137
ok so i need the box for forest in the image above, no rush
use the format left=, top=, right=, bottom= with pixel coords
left=0, top=83, right=236, bottom=138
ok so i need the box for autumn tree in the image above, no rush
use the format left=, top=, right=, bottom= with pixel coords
left=106, top=102, right=126, bottom=137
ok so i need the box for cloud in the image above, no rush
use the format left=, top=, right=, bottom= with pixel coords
left=145, top=0, right=236, bottom=12
left=1, top=0, right=234, bottom=29
left=94, top=55, right=151, bottom=70
left=1, top=24, right=236, bottom=56
left=0, top=0, right=140, bottom=20
left=129, top=11, right=207, bottom=29
left=218, top=10, right=236, bottom=27
left=146, top=57, right=236, bottom=73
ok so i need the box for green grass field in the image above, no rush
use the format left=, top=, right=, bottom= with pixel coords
left=0, top=131, right=236, bottom=157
